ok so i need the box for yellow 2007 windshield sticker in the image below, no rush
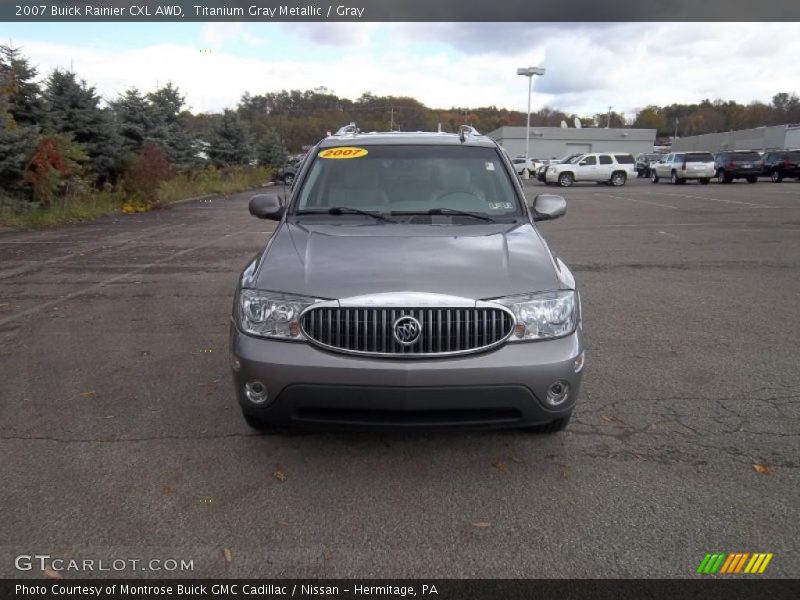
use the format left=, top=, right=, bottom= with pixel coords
left=318, top=147, right=368, bottom=159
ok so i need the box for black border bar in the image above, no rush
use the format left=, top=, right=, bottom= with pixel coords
left=4, top=0, right=800, bottom=22
left=3, top=579, right=800, bottom=600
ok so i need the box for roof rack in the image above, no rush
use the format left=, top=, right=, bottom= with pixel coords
left=332, top=122, right=359, bottom=136
left=458, top=124, right=481, bottom=142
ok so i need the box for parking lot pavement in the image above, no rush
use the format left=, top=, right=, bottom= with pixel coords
left=1, top=181, right=798, bottom=578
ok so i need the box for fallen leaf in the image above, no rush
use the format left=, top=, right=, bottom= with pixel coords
left=471, top=522, right=491, bottom=528
left=163, top=485, right=176, bottom=495
left=43, top=567, right=62, bottom=579
left=274, top=469, right=288, bottom=482
left=223, top=548, right=233, bottom=562
left=80, top=391, right=97, bottom=398
left=753, top=463, right=772, bottom=475
left=493, top=461, right=507, bottom=473
left=632, top=452, right=649, bottom=462
left=509, top=455, right=525, bottom=464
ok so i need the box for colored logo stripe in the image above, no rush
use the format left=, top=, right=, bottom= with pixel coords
left=698, top=552, right=773, bottom=574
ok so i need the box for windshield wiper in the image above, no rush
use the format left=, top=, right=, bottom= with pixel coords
left=295, top=207, right=396, bottom=223
left=391, top=208, right=497, bottom=223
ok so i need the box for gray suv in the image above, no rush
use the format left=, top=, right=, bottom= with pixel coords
left=231, top=125, right=584, bottom=432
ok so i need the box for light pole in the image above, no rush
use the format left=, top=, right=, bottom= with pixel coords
left=517, top=66, right=545, bottom=178
left=606, top=106, right=613, bottom=128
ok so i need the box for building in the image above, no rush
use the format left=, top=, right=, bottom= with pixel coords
left=485, top=126, right=657, bottom=159
left=671, top=124, right=800, bottom=153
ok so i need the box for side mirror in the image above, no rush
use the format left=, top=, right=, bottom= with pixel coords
left=529, top=194, right=567, bottom=222
left=249, top=194, right=284, bottom=221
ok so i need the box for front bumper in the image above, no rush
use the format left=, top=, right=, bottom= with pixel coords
left=230, top=325, right=584, bottom=430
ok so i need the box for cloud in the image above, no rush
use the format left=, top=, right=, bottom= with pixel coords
left=9, top=23, right=800, bottom=118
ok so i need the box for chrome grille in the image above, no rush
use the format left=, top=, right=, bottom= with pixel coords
left=300, top=306, right=514, bottom=357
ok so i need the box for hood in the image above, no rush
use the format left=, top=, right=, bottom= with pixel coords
left=251, top=220, right=563, bottom=300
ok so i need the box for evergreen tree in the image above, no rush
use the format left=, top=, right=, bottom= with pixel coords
left=207, top=109, right=250, bottom=167
left=0, top=75, right=38, bottom=197
left=110, top=87, right=154, bottom=157
left=146, top=82, right=197, bottom=170
left=255, top=129, right=288, bottom=167
left=0, top=44, right=43, bottom=127
left=42, top=69, right=121, bottom=185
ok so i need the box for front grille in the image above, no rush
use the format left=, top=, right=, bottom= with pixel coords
left=300, top=306, right=514, bottom=357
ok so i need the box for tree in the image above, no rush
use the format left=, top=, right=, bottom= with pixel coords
left=255, top=129, right=288, bottom=167
left=146, top=82, right=197, bottom=170
left=0, top=73, right=38, bottom=197
left=124, top=141, right=173, bottom=206
left=207, top=109, right=250, bottom=166
left=0, top=44, right=43, bottom=127
left=42, top=69, right=121, bottom=185
left=111, top=87, right=155, bottom=157
left=23, top=133, right=86, bottom=205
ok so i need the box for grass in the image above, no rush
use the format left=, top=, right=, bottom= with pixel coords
left=0, top=166, right=273, bottom=230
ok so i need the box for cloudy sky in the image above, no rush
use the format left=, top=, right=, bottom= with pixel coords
left=4, top=22, right=800, bottom=118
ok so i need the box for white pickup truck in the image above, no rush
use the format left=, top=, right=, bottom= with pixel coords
left=545, top=152, right=636, bottom=187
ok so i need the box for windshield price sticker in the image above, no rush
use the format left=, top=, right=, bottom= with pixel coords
left=318, top=147, right=368, bottom=159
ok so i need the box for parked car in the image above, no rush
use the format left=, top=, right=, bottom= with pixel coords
left=760, top=150, right=800, bottom=182
left=536, top=154, right=584, bottom=183
left=636, top=153, right=662, bottom=178
left=233, top=126, right=584, bottom=433
left=545, top=152, right=636, bottom=187
left=511, top=157, right=535, bottom=176
left=713, top=151, right=762, bottom=183
left=273, top=157, right=304, bottom=186
left=650, top=152, right=715, bottom=184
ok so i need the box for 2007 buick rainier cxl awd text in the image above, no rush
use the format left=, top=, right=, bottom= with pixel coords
left=230, top=124, right=585, bottom=432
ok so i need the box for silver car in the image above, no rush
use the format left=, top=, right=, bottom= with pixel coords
left=231, top=125, right=585, bottom=432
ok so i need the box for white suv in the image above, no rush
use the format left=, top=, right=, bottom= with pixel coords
left=650, top=152, right=715, bottom=185
left=545, top=153, right=636, bottom=187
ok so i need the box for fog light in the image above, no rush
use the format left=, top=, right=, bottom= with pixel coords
left=573, top=351, right=585, bottom=373
left=545, top=380, right=570, bottom=407
left=245, top=380, right=268, bottom=405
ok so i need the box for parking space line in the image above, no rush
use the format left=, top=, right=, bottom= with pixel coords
left=642, top=190, right=774, bottom=208
left=0, top=223, right=179, bottom=281
left=598, top=193, right=681, bottom=210
left=0, top=229, right=234, bottom=328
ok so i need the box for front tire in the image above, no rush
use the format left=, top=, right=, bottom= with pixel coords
left=283, top=173, right=295, bottom=186
left=610, top=171, right=627, bottom=186
left=717, top=170, right=730, bottom=183
left=771, top=170, right=783, bottom=183
left=671, top=171, right=681, bottom=185
left=651, top=170, right=659, bottom=183
left=558, top=172, right=574, bottom=187
left=746, top=175, right=757, bottom=184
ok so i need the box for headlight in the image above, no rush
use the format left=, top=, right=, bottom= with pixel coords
left=239, top=290, right=322, bottom=340
left=492, top=290, right=578, bottom=341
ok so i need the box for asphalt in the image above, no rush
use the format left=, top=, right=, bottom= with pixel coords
left=0, top=178, right=798, bottom=578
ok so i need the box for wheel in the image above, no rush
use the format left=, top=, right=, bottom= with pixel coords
left=558, top=172, right=574, bottom=187
left=746, top=176, right=757, bottom=184
left=650, top=170, right=659, bottom=183
left=771, top=170, right=783, bottom=183
left=527, top=415, right=571, bottom=433
left=716, top=170, right=730, bottom=183
left=610, top=171, right=627, bottom=186
left=699, top=178, right=710, bottom=185
left=283, top=173, right=295, bottom=186
left=671, top=171, right=681, bottom=185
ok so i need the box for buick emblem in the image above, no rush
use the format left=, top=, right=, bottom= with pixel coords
left=393, top=315, right=422, bottom=346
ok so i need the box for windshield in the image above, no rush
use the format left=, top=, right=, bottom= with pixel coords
left=731, top=152, right=761, bottom=161
left=686, top=153, right=714, bottom=162
left=294, top=144, right=523, bottom=217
